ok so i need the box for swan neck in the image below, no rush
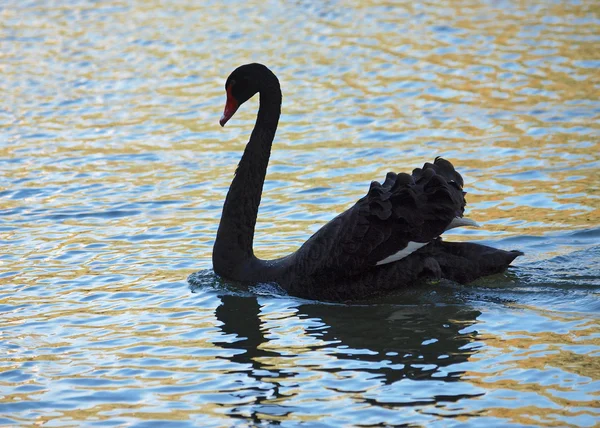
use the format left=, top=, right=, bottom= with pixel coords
left=213, top=79, right=281, bottom=279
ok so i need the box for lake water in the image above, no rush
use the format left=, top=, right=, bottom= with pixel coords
left=1, top=0, right=599, bottom=426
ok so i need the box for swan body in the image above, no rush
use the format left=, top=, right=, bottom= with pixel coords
left=212, top=63, right=522, bottom=301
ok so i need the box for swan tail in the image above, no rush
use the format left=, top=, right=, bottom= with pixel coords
left=427, top=240, right=523, bottom=283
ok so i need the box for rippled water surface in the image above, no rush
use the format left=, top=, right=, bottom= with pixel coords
left=2, top=0, right=599, bottom=426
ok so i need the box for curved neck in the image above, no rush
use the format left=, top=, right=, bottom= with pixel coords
left=213, top=78, right=282, bottom=279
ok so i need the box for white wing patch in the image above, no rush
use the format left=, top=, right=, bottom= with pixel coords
left=445, top=216, right=480, bottom=231
left=375, top=241, right=428, bottom=266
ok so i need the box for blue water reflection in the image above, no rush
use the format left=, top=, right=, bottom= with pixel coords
left=1, top=0, right=599, bottom=425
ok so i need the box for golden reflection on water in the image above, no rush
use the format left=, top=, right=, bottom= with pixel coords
left=1, top=0, right=599, bottom=426
left=6, top=0, right=598, bottom=263
left=465, top=311, right=600, bottom=424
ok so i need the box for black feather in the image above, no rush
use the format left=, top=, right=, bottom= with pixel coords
left=293, top=158, right=467, bottom=278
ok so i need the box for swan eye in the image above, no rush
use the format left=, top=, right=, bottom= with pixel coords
left=235, top=78, right=248, bottom=90
left=229, top=77, right=251, bottom=102
left=225, top=79, right=235, bottom=91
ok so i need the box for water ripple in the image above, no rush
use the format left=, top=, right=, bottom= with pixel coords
left=1, top=0, right=598, bottom=426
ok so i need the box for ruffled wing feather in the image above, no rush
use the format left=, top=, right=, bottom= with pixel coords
left=293, top=157, right=467, bottom=278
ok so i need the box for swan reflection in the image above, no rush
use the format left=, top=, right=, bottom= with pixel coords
left=210, top=290, right=484, bottom=418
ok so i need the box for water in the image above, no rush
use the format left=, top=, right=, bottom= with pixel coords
left=1, top=0, right=599, bottom=426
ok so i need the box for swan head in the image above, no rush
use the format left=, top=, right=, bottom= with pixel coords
left=220, top=63, right=277, bottom=127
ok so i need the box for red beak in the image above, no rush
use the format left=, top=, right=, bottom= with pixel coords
left=219, top=86, right=239, bottom=127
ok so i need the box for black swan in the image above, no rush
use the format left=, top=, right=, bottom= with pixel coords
left=212, top=63, right=522, bottom=301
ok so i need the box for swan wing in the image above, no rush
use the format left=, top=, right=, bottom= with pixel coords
left=294, top=157, right=467, bottom=277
